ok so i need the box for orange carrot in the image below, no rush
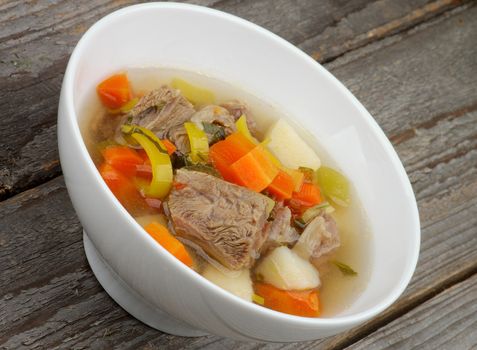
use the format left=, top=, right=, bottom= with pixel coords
left=162, top=139, right=177, bottom=155
left=144, top=222, right=193, bottom=267
left=97, top=73, right=131, bottom=109
left=135, top=164, right=152, bottom=180
left=292, top=183, right=322, bottom=207
left=267, top=169, right=295, bottom=200
left=225, top=132, right=257, bottom=156
left=209, top=142, right=240, bottom=183
left=229, top=145, right=279, bottom=192
left=99, top=163, right=149, bottom=213
left=284, top=168, right=305, bottom=192
left=101, top=146, right=144, bottom=177
left=137, top=149, right=150, bottom=163
left=254, top=283, right=320, bottom=317
left=209, top=132, right=256, bottom=183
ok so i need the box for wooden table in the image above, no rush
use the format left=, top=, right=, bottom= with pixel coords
left=1, top=1, right=476, bottom=349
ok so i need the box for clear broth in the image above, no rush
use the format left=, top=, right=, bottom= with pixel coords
left=81, top=67, right=372, bottom=317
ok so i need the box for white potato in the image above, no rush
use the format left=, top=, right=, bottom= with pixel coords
left=255, top=246, right=320, bottom=290
left=265, top=119, right=321, bottom=170
left=202, top=265, right=253, bottom=301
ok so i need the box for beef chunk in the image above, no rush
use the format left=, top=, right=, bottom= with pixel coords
left=190, top=105, right=236, bottom=143
left=220, top=100, right=257, bottom=135
left=293, top=213, right=340, bottom=267
left=126, top=86, right=195, bottom=153
left=191, top=105, right=236, bottom=133
left=310, top=214, right=339, bottom=258
left=261, top=206, right=299, bottom=254
left=168, top=169, right=271, bottom=270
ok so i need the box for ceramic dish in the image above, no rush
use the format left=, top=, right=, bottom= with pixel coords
left=58, top=2, right=420, bottom=342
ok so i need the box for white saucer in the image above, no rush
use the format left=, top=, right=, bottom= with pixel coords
left=83, top=231, right=208, bottom=337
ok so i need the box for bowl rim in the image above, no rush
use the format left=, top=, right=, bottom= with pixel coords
left=61, top=1, right=421, bottom=328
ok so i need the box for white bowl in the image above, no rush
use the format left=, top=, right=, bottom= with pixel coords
left=58, top=2, right=420, bottom=342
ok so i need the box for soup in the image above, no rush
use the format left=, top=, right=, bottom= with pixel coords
left=82, top=68, right=371, bottom=317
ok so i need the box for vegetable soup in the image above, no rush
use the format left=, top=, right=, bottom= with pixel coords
left=82, top=68, right=372, bottom=317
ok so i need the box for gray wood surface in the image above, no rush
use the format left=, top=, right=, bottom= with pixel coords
left=345, top=275, right=477, bottom=350
left=1, top=0, right=476, bottom=349
left=0, top=0, right=464, bottom=200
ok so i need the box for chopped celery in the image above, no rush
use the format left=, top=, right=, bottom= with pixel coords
left=315, top=166, right=350, bottom=207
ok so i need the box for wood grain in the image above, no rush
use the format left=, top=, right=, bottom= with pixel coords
left=0, top=0, right=464, bottom=200
left=1, top=47, right=476, bottom=350
left=345, top=274, right=477, bottom=350
left=1, top=1, right=476, bottom=349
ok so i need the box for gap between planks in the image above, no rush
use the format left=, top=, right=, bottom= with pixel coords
left=331, top=268, right=477, bottom=350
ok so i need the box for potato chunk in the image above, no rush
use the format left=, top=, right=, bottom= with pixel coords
left=265, top=119, right=321, bottom=170
left=255, top=246, right=320, bottom=290
left=203, top=265, right=253, bottom=301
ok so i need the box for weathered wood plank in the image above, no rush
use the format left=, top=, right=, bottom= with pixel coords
left=299, top=0, right=466, bottom=62
left=0, top=101, right=475, bottom=348
left=345, top=275, right=477, bottom=350
left=1, top=2, right=476, bottom=349
left=0, top=0, right=463, bottom=199
left=328, top=2, right=477, bottom=143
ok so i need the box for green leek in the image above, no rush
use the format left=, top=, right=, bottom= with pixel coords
left=121, top=124, right=172, bottom=199
left=131, top=133, right=172, bottom=199
left=315, top=166, right=350, bottom=207
left=235, top=114, right=257, bottom=143
left=184, top=122, right=209, bottom=163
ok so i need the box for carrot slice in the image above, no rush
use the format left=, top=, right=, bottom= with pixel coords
left=254, top=283, right=320, bottom=317
left=162, top=139, right=177, bottom=155
left=209, top=132, right=256, bottom=183
left=144, top=222, right=193, bottom=267
left=230, top=145, right=279, bottom=192
left=292, top=183, right=322, bottom=207
left=209, top=142, right=240, bottom=183
left=284, top=168, right=305, bottom=192
left=97, top=73, right=131, bottom=109
left=267, top=169, right=295, bottom=200
left=101, top=146, right=144, bottom=177
left=225, top=131, right=257, bottom=155
left=99, top=163, right=149, bottom=213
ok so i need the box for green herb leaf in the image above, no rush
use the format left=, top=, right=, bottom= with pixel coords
left=332, top=261, right=358, bottom=276
left=293, top=218, right=307, bottom=229
left=202, top=122, right=226, bottom=145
